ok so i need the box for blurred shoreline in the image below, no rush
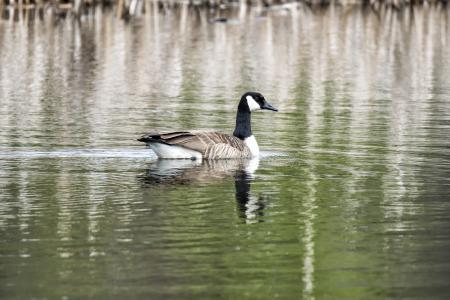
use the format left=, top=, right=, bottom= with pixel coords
left=1, top=0, right=448, bottom=21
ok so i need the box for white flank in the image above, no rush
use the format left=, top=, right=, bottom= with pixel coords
left=149, top=143, right=202, bottom=159
left=244, top=135, right=259, bottom=157
left=246, top=95, right=260, bottom=111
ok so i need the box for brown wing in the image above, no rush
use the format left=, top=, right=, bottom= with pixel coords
left=138, top=131, right=251, bottom=158
left=137, top=131, right=195, bottom=145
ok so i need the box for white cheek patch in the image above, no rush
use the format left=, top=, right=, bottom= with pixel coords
left=246, top=95, right=261, bottom=111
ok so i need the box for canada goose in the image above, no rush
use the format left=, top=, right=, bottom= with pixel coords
left=138, top=92, right=278, bottom=159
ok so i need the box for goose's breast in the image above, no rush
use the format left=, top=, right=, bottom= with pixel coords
left=244, top=135, right=259, bottom=157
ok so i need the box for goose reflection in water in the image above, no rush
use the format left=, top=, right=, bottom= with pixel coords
left=140, top=158, right=266, bottom=223
left=234, top=166, right=267, bottom=224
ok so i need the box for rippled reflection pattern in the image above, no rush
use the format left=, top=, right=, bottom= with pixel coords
left=1, top=4, right=450, bottom=300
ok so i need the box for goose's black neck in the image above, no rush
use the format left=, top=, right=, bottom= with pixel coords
left=233, top=108, right=252, bottom=140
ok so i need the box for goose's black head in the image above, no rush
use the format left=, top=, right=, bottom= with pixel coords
left=238, top=92, right=278, bottom=113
